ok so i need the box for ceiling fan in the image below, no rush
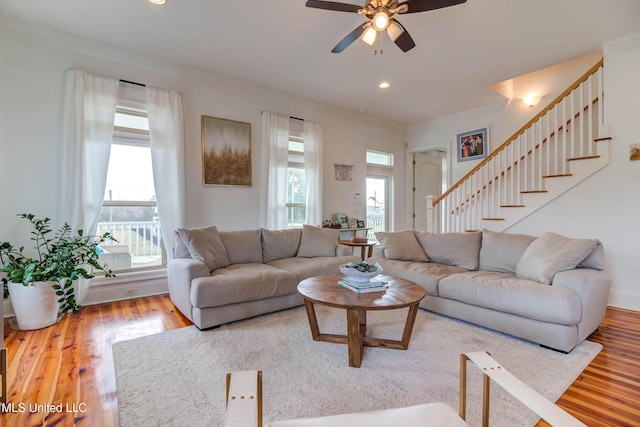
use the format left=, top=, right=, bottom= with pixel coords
left=305, top=0, right=467, bottom=53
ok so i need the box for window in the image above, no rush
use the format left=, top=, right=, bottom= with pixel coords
left=97, top=104, right=165, bottom=271
left=286, top=119, right=306, bottom=228
left=366, top=150, right=394, bottom=234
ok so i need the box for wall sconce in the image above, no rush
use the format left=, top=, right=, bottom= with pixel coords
left=523, top=94, right=541, bottom=108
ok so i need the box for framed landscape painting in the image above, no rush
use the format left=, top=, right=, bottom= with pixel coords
left=457, top=126, right=489, bottom=163
left=202, top=115, right=252, bottom=186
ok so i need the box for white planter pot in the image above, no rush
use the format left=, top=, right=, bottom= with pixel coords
left=7, top=281, right=60, bottom=330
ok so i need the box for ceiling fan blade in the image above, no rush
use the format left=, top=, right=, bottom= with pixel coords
left=305, top=0, right=362, bottom=13
left=331, top=23, right=368, bottom=53
left=390, top=20, right=416, bottom=52
left=399, top=0, right=467, bottom=13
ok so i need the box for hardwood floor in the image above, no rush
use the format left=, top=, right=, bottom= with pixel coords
left=1, top=295, right=639, bottom=426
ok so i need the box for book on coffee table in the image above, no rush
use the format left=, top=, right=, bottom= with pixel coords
left=338, top=277, right=388, bottom=294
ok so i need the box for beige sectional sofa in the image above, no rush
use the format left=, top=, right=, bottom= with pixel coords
left=168, top=224, right=360, bottom=329
left=368, top=229, right=610, bottom=352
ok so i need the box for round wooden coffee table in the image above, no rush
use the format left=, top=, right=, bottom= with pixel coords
left=297, top=274, right=426, bottom=368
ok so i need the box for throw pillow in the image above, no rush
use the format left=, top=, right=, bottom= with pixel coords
left=261, top=228, right=302, bottom=263
left=578, top=240, right=605, bottom=270
left=479, top=229, right=536, bottom=274
left=297, top=225, right=338, bottom=257
left=415, top=231, right=482, bottom=270
left=375, top=230, right=428, bottom=262
left=176, top=225, right=230, bottom=272
left=220, top=229, right=263, bottom=264
left=173, top=231, right=192, bottom=259
left=515, top=232, right=598, bottom=285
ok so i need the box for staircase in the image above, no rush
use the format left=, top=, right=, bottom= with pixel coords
left=427, top=59, right=610, bottom=233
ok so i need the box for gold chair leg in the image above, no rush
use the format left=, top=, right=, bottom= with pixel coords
left=460, top=352, right=491, bottom=427
left=459, top=354, right=468, bottom=420
left=482, top=372, right=491, bottom=427
left=1, top=347, right=7, bottom=404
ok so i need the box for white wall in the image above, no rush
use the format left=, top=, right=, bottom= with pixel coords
left=406, top=32, right=640, bottom=311
left=0, top=17, right=406, bottom=247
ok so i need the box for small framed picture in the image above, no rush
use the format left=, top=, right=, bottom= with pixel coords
left=356, top=220, right=365, bottom=228
left=335, top=213, right=349, bottom=228
left=457, top=126, right=489, bottom=163
left=334, top=164, right=353, bottom=181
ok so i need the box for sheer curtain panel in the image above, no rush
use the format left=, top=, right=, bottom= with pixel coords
left=303, top=120, right=323, bottom=226
left=59, top=69, right=119, bottom=303
left=261, top=111, right=290, bottom=229
left=146, top=86, right=186, bottom=259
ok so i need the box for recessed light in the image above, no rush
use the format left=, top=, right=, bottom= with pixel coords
left=378, top=81, right=390, bottom=89
left=149, top=0, right=166, bottom=4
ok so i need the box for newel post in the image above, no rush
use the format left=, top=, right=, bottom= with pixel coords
left=425, top=195, right=438, bottom=234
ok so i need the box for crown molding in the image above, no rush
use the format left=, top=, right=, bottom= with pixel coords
left=604, top=31, right=640, bottom=52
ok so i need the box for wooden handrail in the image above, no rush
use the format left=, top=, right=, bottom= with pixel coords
left=433, top=58, right=604, bottom=207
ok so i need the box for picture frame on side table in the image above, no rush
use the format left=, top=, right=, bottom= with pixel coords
left=202, top=115, right=252, bottom=186
left=335, top=213, right=349, bottom=228
left=457, top=126, right=489, bottom=163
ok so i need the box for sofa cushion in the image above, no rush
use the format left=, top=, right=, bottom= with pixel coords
left=176, top=225, right=230, bottom=272
left=515, top=232, right=598, bottom=285
left=368, top=257, right=468, bottom=296
left=297, top=225, right=339, bottom=257
left=268, top=255, right=360, bottom=282
left=438, top=271, right=582, bottom=325
left=261, top=228, right=302, bottom=263
left=190, top=263, right=298, bottom=308
left=479, top=229, right=536, bottom=274
left=415, top=231, right=481, bottom=270
left=375, top=230, right=428, bottom=262
left=220, top=229, right=263, bottom=264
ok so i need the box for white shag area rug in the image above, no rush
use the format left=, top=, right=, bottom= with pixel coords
left=113, top=306, right=600, bottom=427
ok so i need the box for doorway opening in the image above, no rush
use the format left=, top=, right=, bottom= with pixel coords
left=412, top=147, right=448, bottom=231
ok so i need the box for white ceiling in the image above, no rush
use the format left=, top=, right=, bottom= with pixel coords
left=1, top=0, right=639, bottom=126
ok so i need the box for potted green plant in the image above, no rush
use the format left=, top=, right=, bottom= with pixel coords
left=1, top=213, right=116, bottom=329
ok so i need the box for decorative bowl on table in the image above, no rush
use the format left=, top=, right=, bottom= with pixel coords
left=339, top=262, right=383, bottom=282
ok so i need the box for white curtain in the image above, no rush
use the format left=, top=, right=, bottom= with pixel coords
left=261, top=111, right=290, bottom=229
left=146, top=86, right=186, bottom=259
left=303, top=120, right=323, bottom=226
left=59, top=69, right=118, bottom=303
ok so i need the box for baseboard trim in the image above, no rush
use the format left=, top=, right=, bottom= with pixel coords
left=3, top=270, right=169, bottom=317
left=83, top=271, right=169, bottom=306
left=607, top=289, right=640, bottom=312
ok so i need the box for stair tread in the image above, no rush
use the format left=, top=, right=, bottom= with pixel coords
left=567, top=155, right=600, bottom=161
left=543, top=174, right=573, bottom=178
left=482, top=218, right=505, bottom=221
left=500, top=205, right=525, bottom=208
left=521, top=190, right=548, bottom=193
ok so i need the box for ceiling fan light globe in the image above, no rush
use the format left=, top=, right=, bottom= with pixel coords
left=373, top=11, right=390, bottom=31
left=361, top=26, right=377, bottom=45
left=387, top=21, right=404, bottom=41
